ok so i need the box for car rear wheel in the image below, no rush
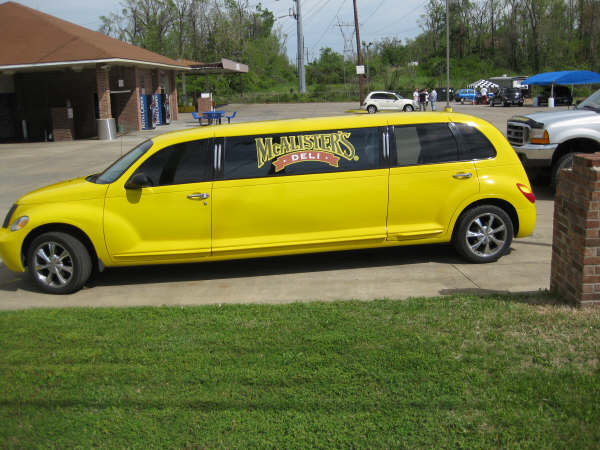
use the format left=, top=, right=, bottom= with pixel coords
left=453, top=205, right=513, bottom=263
left=27, top=232, right=92, bottom=294
left=403, top=104, right=414, bottom=112
left=367, top=105, right=377, bottom=114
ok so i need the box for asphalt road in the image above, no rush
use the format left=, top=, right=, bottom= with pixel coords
left=0, top=102, right=559, bottom=309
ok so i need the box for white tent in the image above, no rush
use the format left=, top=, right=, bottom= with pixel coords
left=467, top=79, right=499, bottom=89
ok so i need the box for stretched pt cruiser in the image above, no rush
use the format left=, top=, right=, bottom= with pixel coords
left=0, top=112, right=537, bottom=294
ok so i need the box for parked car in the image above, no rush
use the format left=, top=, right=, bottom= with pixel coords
left=435, top=87, right=454, bottom=102
left=490, top=88, right=524, bottom=107
left=0, top=112, right=536, bottom=294
left=507, top=88, right=600, bottom=188
left=536, top=86, right=572, bottom=106
left=361, top=91, right=417, bottom=113
left=454, top=88, right=477, bottom=103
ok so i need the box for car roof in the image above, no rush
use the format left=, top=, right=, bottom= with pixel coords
left=150, top=111, right=491, bottom=147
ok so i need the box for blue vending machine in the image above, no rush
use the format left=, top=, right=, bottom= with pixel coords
left=152, top=93, right=163, bottom=126
left=139, top=95, right=153, bottom=130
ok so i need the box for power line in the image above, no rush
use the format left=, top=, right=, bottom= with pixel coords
left=361, top=0, right=389, bottom=26
left=310, top=0, right=347, bottom=52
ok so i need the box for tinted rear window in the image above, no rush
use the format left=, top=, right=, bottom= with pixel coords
left=393, top=123, right=459, bottom=166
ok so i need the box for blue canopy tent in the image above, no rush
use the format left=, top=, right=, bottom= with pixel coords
left=522, top=70, right=600, bottom=86
left=522, top=71, right=600, bottom=106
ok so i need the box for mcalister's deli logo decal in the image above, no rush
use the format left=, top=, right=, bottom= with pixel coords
left=255, top=131, right=358, bottom=172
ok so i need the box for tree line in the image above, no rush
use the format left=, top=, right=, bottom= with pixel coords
left=100, top=0, right=295, bottom=97
left=100, top=0, right=600, bottom=100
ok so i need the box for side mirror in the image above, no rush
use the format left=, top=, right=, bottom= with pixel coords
left=125, top=173, right=152, bottom=189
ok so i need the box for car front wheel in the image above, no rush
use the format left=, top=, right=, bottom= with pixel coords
left=551, top=152, right=574, bottom=191
left=367, top=105, right=377, bottom=114
left=27, top=232, right=92, bottom=294
left=403, top=104, right=414, bottom=112
left=453, top=205, right=513, bottom=263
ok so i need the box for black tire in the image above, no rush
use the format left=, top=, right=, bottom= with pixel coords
left=551, top=153, right=574, bottom=191
left=403, top=104, right=414, bottom=112
left=367, top=105, right=377, bottom=114
left=26, top=232, right=92, bottom=294
left=453, top=205, right=514, bottom=263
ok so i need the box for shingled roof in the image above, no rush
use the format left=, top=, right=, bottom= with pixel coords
left=0, top=1, right=188, bottom=70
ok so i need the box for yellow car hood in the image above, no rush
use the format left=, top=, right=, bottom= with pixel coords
left=18, top=176, right=108, bottom=205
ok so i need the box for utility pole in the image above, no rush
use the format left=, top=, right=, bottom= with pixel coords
left=352, top=0, right=365, bottom=105
left=337, top=18, right=355, bottom=87
left=293, top=0, right=306, bottom=94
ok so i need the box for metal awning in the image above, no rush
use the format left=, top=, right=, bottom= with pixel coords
left=178, top=58, right=249, bottom=74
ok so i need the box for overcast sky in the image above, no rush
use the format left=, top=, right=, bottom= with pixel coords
left=11, top=0, right=427, bottom=62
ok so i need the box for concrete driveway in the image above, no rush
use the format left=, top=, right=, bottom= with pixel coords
left=0, top=102, right=556, bottom=309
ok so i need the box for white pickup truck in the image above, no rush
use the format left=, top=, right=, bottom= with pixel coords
left=507, top=88, right=600, bottom=187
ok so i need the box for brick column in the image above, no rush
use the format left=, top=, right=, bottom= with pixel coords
left=151, top=69, right=160, bottom=94
left=169, top=71, right=178, bottom=121
left=116, top=66, right=142, bottom=132
left=551, top=152, right=600, bottom=306
left=96, top=65, right=112, bottom=119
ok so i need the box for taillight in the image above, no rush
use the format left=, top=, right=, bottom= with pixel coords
left=517, top=183, right=536, bottom=203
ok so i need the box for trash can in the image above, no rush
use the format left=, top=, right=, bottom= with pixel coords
left=97, top=118, right=117, bottom=140
left=548, top=97, right=555, bottom=108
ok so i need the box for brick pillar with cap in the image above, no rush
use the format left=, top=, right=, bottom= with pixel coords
left=551, top=152, right=600, bottom=306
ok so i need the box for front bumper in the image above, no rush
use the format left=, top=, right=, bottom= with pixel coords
left=0, top=227, right=26, bottom=272
left=513, top=143, right=558, bottom=168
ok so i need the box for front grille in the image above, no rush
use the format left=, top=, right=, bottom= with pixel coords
left=2, top=204, right=17, bottom=228
left=507, top=123, right=528, bottom=146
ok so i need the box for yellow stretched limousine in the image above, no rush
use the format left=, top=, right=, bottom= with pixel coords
left=0, top=112, right=536, bottom=294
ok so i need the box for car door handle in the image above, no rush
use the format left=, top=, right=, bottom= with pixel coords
left=187, top=193, right=209, bottom=199
left=453, top=172, right=472, bottom=179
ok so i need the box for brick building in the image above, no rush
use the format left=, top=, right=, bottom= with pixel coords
left=0, top=1, right=188, bottom=141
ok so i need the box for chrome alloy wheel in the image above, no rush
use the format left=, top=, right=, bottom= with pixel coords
left=33, top=241, right=74, bottom=288
left=464, top=213, right=507, bottom=258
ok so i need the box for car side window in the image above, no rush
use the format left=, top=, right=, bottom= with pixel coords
left=132, top=140, right=212, bottom=186
left=393, top=123, right=459, bottom=166
left=454, top=123, right=496, bottom=160
left=223, top=127, right=382, bottom=180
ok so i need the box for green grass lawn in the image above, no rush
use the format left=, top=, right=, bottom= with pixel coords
left=1, top=296, right=599, bottom=448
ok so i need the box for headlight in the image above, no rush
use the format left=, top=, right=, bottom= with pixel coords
left=530, top=129, right=550, bottom=144
left=10, top=216, right=29, bottom=232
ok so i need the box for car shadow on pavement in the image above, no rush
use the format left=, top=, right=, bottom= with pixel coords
left=1, top=244, right=465, bottom=293
left=86, top=244, right=465, bottom=289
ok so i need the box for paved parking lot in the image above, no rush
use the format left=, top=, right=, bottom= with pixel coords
left=0, top=102, right=559, bottom=308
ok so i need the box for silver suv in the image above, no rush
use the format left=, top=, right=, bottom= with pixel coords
left=361, top=91, right=417, bottom=114
left=507, top=88, right=600, bottom=187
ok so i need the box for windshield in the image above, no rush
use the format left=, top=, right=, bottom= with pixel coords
left=576, top=89, right=600, bottom=112
left=95, top=139, right=154, bottom=184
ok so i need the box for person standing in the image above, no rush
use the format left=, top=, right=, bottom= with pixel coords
left=413, top=88, right=419, bottom=109
left=430, top=88, right=438, bottom=111
left=480, top=86, right=488, bottom=105
left=418, top=89, right=427, bottom=111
